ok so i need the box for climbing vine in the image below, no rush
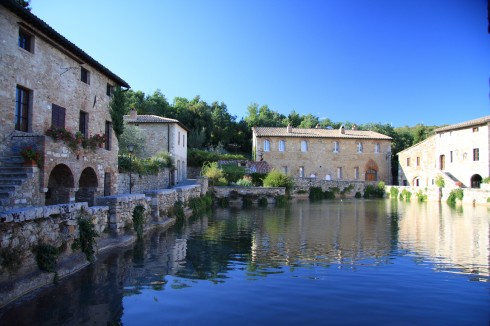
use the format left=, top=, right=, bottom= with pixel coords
left=72, top=218, right=98, bottom=263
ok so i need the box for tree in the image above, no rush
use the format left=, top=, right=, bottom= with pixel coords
left=109, top=86, right=128, bottom=140
left=298, top=113, right=319, bottom=128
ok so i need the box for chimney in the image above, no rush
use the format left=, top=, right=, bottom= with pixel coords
left=315, top=124, right=321, bottom=129
left=130, top=108, right=137, bottom=120
left=351, top=124, right=357, bottom=130
left=287, top=124, right=292, bottom=133
left=339, top=125, right=345, bottom=134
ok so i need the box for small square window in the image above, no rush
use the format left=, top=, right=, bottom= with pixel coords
left=18, top=29, right=33, bottom=52
left=416, top=157, right=420, bottom=166
left=81, top=67, right=90, bottom=84
left=407, top=158, right=410, bottom=167
left=472, top=127, right=479, bottom=133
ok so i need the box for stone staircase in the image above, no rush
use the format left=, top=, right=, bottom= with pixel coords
left=443, top=171, right=464, bottom=187
left=0, top=155, right=36, bottom=212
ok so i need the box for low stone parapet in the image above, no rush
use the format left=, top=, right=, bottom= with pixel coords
left=212, top=186, right=286, bottom=206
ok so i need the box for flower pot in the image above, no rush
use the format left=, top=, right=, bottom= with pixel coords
left=23, top=160, right=37, bottom=167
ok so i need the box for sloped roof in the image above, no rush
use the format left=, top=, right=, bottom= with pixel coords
left=253, top=127, right=392, bottom=140
left=435, top=115, right=490, bottom=133
left=124, top=115, right=190, bottom=131
left=1, top=0, right=129, bottom=88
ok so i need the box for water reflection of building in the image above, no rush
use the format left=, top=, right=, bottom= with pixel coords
left=250, top=200, right=395, bottom=268
left=390, top=201, right=489, bottom=278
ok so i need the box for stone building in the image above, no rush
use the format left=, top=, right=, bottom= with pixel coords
left=398, top=115, right=490, bottom=188
left=0, top=0, right=129, bottom=211
left=124, top=109, right=189, bottom=184
left=252, top=125, right=392, bottom=183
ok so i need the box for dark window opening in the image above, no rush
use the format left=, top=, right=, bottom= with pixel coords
left=81, top=67, right=90, bottom=84
left=473, top=148, right=479, bottom=161
left=106, top=83, right=113, bottom=96
left=18, top=29, right=32, bottom=52
left=79, top=111, right=88, bottom=136
left=15, top=86, right=30, bottom=132
left=105, top=121, right=112, bottom=150
left=51, top=104, right=66, bottom=129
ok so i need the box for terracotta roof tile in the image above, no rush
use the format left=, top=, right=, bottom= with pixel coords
left=253, top=127, right=392, bottom=140
left=124, top=115, right=180, bottom=123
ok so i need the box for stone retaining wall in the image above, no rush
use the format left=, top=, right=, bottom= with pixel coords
left=292, top=178, right=377, bottom=197
left=0, top=183, right=204, bottom=308
left=117, top=169, right=170, bottom=195
left=385, top=186, right=490, bottom=205
left=212, top=186, right=286, bottom=206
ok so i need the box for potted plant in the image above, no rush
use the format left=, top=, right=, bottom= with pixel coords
left=20, top=146, right=41, bottom=166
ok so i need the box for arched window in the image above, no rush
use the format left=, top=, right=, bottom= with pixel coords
left=357, top=142, right=363, bottom=153
left=279, top=140, right=285, bottom=152
left=264, top=139, right=270, bottom=152
left=374, top=143, right=380, bottom=153
left=301, top=140, right=308, bottom=152
left=333, top=141, right=339, bottom=152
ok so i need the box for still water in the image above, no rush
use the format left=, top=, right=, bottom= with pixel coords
left=0, top=199, right=488, bottom=325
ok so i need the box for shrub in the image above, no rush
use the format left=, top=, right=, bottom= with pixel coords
left=435, top=175, right=445, bottom=188
left=399, top=189, right=412, bottom=201
left=187, top=148, right=247, bottom=167
left=201, top=162, right=227, bottom=186
left=390, top=187, right=399, bottom=199
left=275, top=195, right=288, bottom=206
left=354, top=191, right=362, bottom=198
left=324, top=191, right=336, bottom=199
left=416, top=190, right=427, bottom=202
left=221, top=164, right=245, bottom=183
left=35, top=244, right=58, bottom=273
left=447, top=189, right=464, bottom=206
left=118, top=151, right=172, bottom=175
left=249, top=173, right=267, bottom=186
left=263, top=170, right=294, bottom=191
left=188, top=193, right=213, bottom=216
left=309, top=187, right=324, bottom=200
left=133, top=205, right=145, bottom=237
left=72, top=218, right=98, bottom=263
left=364, top=183, right=385, bottom=198
left=482, top=177, right=490, bottom=184
left=236, top=177, right=253, bottom=187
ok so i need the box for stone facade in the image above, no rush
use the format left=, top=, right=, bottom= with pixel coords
left=252, top=125, right=392, bottom=184
left=211, top=186, right=286, bottom=206
left=0, top=1, right=129, bottom=211
left=118, top=169, right=170, bottom=195
left=398, top=116, right=490, bottom=188
left=124, top=111, right=189, bottom=184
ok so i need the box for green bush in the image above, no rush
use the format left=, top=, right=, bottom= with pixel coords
left=236, top=177, right=253, bottom=187
left=482, top=176, right=490, bottom=184
left=399, top=189, right=412, bottom=201
left=324, top=190, right=336, bottom=199
left=275, top=195, right=288, bottom=206
left=416, top=190, right=427, bottom=202
left=435, top=175, right=445, bottom=188
left=189, top=193, right=213, bottom=216
left=390, top=187, right=399, bottom=199
left=72, top=218, right=98, bottom=263
left=363, top=183, right=385, bottom=198
left=249, top=173, right=266, bottom=186
left=118, top=151, right=172, bottom=175
left=201, top=162, right=227, bottom=186
left=447, top=189, right=464, bottom=206
left=133, top=205, right=145, bottom=237
left=309, top=187, right=324, bottom=200
left=35, top=244, right=59, bottom=273
left=354, top=191, right=362, bottom=198
left=221, top=164, right=245, bottom=183
left=263, top=170, right=294, bottom=191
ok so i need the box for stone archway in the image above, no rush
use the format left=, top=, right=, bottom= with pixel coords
left=46, top=164, right=74, bottom=205
left=364, top=159, right=378, bottom=181
left=76, top=167, right=98, bottom=206
left=470, top=174, right=482, bottom=189
left=412, top=176, right=421, bottom=187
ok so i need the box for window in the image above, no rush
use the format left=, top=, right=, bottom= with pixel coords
left=18, top=29, right=33, bottom=52
left=282, top=166, right=288, bottom=175
left=450, top=151, right=453, bottom=163
left=301, top=140, right=308, bottom=152
left=279, top=140, right=285, bottom=152
left=416, top=157, right=420, bottom=166
left=472, top=127, right=479, bottom=132
left=15, top=86, right=30, bottom=132
left=79, top=111, right=88, bottom=136
left=473, top=148, right=479, bottom=161
left=357, top=142, right=363, bottom=153
left=50, top=104, right=66, bottom=129
left=337, top=167, right=343, bottom=179
left=104, top=172, right=111, bottom=196
left=81, top=67, right=90, bottom=84
left=333, top=141, right=339, bottom=152
left=299, top=166, right=305, bottom=178
left=105, top=121, right=112, bottom=150
left=183, top=134, right=186, bottom=147
left=264, top=139, right=270, bottom=152
left=106, top=83, right=113, bottom=96
left=354, top=167, right=359, bottom=179
left=407, top=158, right=410, bottom=167
left=374, top=143, right=380, bottom=153
left=178, top=131, right=181, bottom=145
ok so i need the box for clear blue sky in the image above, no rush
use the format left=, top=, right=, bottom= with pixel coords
left=32, top=0, right=489, bottom=127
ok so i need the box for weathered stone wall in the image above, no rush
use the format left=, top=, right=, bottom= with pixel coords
left=117, top=169, right=170, bottom=195
left=385, top=185, right=490, bottom=205
left=0, top=6, right=121, bottom=207
left=292, top=178, right=375, bottom=197
left=0, top=184, right=203, bottom=307
left=255, top=134, right=392, bottom=184
left=212, top=186, right=286, bottom=206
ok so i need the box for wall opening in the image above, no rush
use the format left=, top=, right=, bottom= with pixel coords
left=46, top=164, right=74, bottom=205
left=76, top=167, right=98, bottom=206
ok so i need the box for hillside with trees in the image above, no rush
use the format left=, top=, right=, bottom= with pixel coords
left=113, top=89, right=440, bottom=183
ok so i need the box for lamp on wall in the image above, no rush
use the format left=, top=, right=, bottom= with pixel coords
left=128, top=144, right=134, bottom=194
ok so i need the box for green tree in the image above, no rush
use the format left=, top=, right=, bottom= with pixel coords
left=118, top=124, right=146, bottom=156
left=109, top=86, right=128, bottom=140
left=15, top=0, right=31, bottom=10
left=298, top=113, right=319, bottom=128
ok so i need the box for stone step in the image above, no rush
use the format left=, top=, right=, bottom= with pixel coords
left=0, top=193, right=9, bottom=199
left=0, top=172, right=30, bottom=179
left=0, top=185, right=16, bottom=192
left=0, top=167, right=31, bottom=173
left=0, top=179, right=23, bottom=185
